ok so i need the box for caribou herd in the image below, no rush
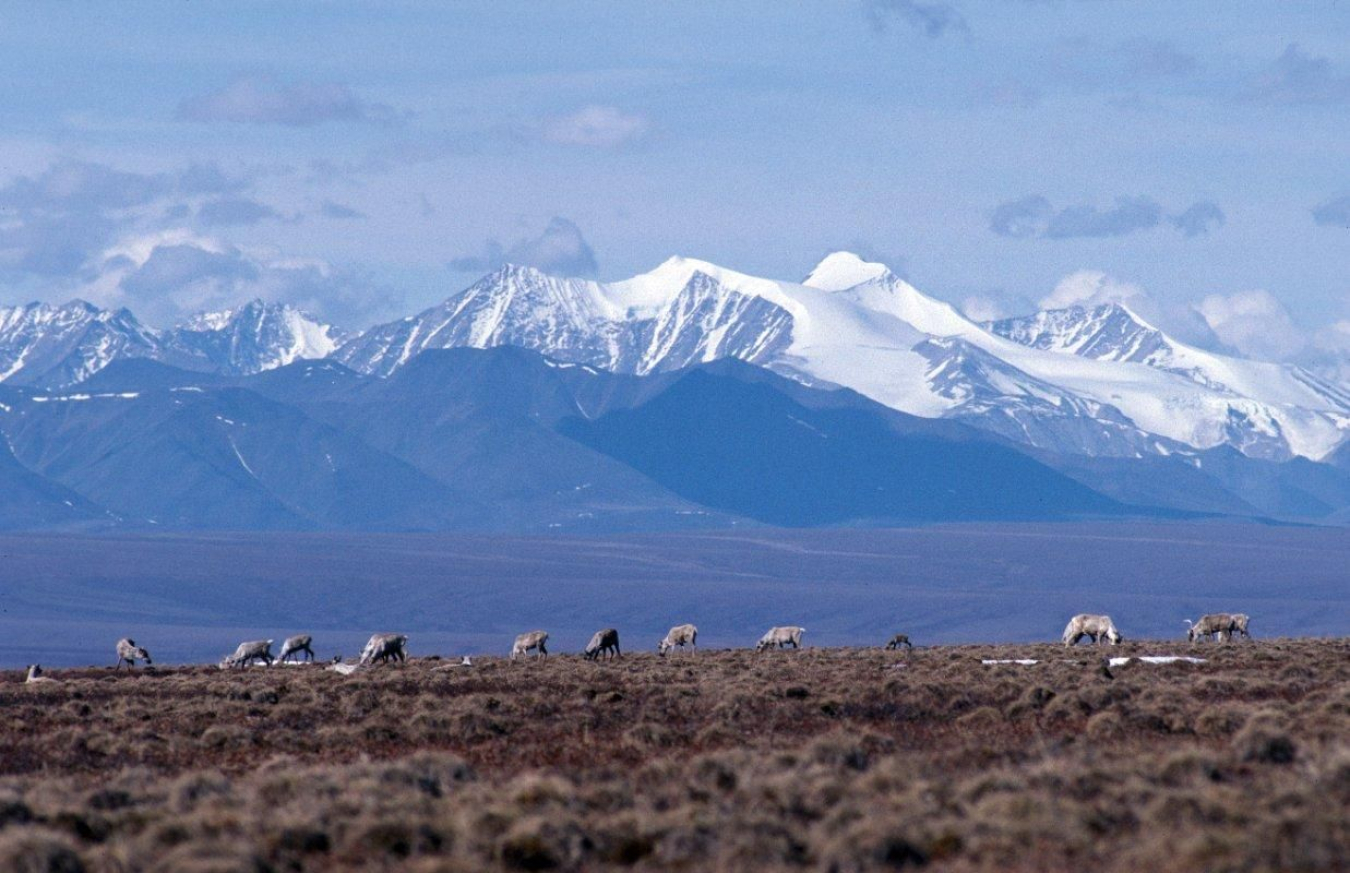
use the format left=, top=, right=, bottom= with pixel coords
left=21, top=611, right=1258, bottom=680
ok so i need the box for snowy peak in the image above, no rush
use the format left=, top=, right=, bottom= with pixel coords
left=986, top=303, right=1177, bottom=367
left=8, top=254, right=1344, bottom=464
left=0, top=300, right=160, bottom=387
left=629, top=271, right=794, bottom=375
left=333, top=263, right=795, bottom=378
left=332, top=256, right=1348, bottom=461
left=168, top=300, right=346, bottom=375
left=0, top=297, right=344, bottom=387
left=802, top=252, right=891, bottom=291
left=330, top=264, right=617, bottom=378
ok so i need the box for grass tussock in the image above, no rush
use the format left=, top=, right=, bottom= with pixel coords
left=0, top=638, right=1346, bottom=871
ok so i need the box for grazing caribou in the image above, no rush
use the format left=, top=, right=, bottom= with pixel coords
left=1062, top=614, right=1123, bottom=647
left=583, top=628, right=621, bottom=661
left=756, top=626, right=806, bottom=651
left=359, top=633, right=409, bottom=666
left=115, top=638, right=152, bottom=671
left=220, top=639, right=275, bottom=669
left=511, top=630, right=549, bottom=660
left=278, top=634, right=316, bottom=663
left=658, top=624, right=698, bottom=656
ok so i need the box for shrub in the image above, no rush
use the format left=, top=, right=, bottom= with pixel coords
left=0, top=828, right=85, bottom=873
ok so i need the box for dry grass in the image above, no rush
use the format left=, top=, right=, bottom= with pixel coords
left=0, top=638, right=1346, bottom=871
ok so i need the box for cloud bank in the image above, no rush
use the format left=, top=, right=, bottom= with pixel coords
left=177, top=77, right=401, bottom=126
left=541, top=106, right=650, bottom=148
left=449, top=217, right=599, bottom=278
left=865, top=0, right=969, bottom=38
left=1312, top=195, right=1350, bottom=228
left=990, top=194, right=1224, bottom=240
left=1250, top=45, right=1350, bottom=106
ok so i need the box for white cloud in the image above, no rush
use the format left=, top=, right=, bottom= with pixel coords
left=449, top=217, right=598, bottom=277
left=542, top=105, right=649, bottom=148
left=958, top=296, right=1006, bottom=323
left=959, top=291, right=1036, bottom=323
left=177, top=77, right=401, bottom=126
left=1307, top=320, right=1350, bottom=386
left=81, top=230, right=391, bottom=328
left=1196, top=289, right=1306, bottom=362
left=1040, top=270, right=1147, bottom=311
left=1040, top=269, right=1230, bottom=350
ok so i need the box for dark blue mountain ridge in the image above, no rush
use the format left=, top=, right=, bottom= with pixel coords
left=0, top=436, right=106, bottom=529
left=1, top=380, right=481, bottom=530
left=0, top=345, right=1346, bottom=531
left=1326, top=440, right=1350, bottom=473
left=269, top=347, right=739, bottom=530
left=557, top=367, right=1135, bottom=526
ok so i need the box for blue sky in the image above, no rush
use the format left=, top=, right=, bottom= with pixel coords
left=0, top=1, right=1347, bottom=374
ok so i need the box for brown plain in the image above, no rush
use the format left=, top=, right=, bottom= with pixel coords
left=0, top=638, right=1346, bottom=872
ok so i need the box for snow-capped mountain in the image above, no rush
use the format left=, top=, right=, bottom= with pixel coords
left=335, top=252, right=1350, bottom=461
left=5, top=255, right=1346, bottom=462
left=985, top=302, right=1350, bottom=459
left=986, top=303, right=1176, bottom=368
left=335, top=263, right=794, bottom=378
left=0, top=300, right=162, bottom=388
left=0, top=298, right=343, bottom=386
left=913, top=336, right=1190, bottom=457
left=167, top=299, right=347, bottom=375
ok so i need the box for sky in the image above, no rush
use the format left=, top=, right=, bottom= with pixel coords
left=0, top=1, right=1347, bottom=379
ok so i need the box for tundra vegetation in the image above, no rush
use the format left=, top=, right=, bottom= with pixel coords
left=0, top=639, right=1345, bottom=872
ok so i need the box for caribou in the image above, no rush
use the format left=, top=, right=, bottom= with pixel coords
left=278, top=634, right=316, bottom=663
left=115, top=638, right=152, bottom=671
left=756, top=626, right=806, bottom=651
left=1062, top=614, right=1123, bottom=647
left=359, top=633, right=409, bottom=666
left=583, top=628, right=621, bottom=661
left=220, top=639, right=275, bottom=669
left=1186, top=613, right=1252, bottom=643
left=511, top=630, right=549, bottom=660
left=658, top=624, right=698, bottom=656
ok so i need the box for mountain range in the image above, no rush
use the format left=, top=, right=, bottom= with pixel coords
left=1, top=252, right=1347, bottom=531
left=0, top=298, right=344, bottom=388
